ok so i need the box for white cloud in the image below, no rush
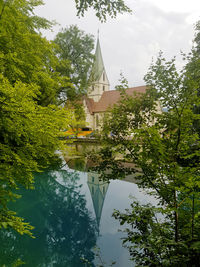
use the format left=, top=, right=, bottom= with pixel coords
left=35, top=0, right=198, bottom=89
left=140, top=0, right=200, bottom=14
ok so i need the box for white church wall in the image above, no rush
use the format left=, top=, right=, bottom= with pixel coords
left=88, top=71, right=110, bottom=102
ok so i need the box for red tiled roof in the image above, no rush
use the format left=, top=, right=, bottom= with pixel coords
left=85, top=86, right=147, bottom=114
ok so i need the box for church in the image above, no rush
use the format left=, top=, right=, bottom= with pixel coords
left=83, top=37, right=147, bottom=131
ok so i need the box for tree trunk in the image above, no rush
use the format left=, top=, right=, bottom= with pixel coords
left=174, top=190, right=179, bottom=242
left=191, top=193, right=195, bottom=241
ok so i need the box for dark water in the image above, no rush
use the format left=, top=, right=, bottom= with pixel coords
left=0, top=161, right=154, bottom=267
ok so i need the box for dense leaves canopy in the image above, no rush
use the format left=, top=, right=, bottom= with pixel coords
left=0, top=0, right=72, bottom=106
left=0, top=0, right=71, bottom=234
left=54, top=25, right=95, bottom=101
left=96, top=52, right=200, bottom=265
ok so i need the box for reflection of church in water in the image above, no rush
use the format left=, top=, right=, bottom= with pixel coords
left=87, top=172, right=109, bottom=230
left=65, top=157, right=110, bottom=230
left=65, top=156, right=137, bottom=231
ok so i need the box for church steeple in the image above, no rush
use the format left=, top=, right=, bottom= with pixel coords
left=88, top=34, right=110, bottom=102
left=92, top=36, right=106, bottom=81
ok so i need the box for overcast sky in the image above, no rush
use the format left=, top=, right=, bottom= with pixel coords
left=35, top=0, right=200, bottom=89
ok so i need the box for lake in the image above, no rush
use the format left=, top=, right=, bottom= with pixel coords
left=0, top=156, right=155, bottom=267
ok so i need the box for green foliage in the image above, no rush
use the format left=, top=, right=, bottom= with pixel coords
left=0, top=0, right=72, bottom=106
left=65, top=101, right=86, bottom=133
left=98, top=53, right=200, bottom=265
left=0, top=0, right=71, bottom=235
left=74, top=0, right=132, bottom=22
left=54, top=25, right=95, bottom=101
left=184, top=22, right=200, bottom=135
left=194, top=21, right=200, bottom=52
left=0, top=75, right=70, bottom=235
left=115, top=72, right=129, bottom=92
left=113, top=199, right=200, bottom=266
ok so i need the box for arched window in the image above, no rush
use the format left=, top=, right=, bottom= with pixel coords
left=103, top=85, right=105, bottom=91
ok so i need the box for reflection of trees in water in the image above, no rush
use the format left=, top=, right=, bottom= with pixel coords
left=0, top=169, right=97, bottom=267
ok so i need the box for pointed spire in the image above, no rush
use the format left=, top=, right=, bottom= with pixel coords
left=91, top=34, right=106, bottom=81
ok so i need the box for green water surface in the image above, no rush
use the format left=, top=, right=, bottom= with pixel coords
left=0, top=161, right=153, bottom=267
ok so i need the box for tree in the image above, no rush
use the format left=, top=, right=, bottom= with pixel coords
left=0, top=0, right=72, bottom=106
left=64, top=102, right=87, bottom=141
left=194, top=20, right=200, bottom=52
left=0, top=76, right=71, bottom=235
left=94, top=53, right=200, bottom=265
left=54, top=25, right=95, bottom=101
left=184, top=21, right=200, bottom=135
left=74, top=0, right=132, bottom=22
left=0, top=0, right=72, bottom=235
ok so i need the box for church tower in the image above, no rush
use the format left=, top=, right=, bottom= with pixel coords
left=88, top=36, right=110, bottom=102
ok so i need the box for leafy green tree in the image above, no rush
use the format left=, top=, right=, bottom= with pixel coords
left=184, top=21, right=200, bottom=135
left=54, top=25, right=96, bottom=136
left=0, top=75, right=70, bottom=235
left=66, top=102, right=86, bottom=132
left=0, top=0, right=72, bottom=235
left=115, top=72, right=129, bottom=91
left=194, top=20, right=200, bottom=52
left=0, top=0, right=72, bottom=106
left=74, top=0, right=132, bottom=22
left=95, top=53, right=200, bottom=265
left=54, top=25, right=95, bottom=101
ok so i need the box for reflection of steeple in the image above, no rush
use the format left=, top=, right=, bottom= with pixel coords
left=87, top=172, right=109, bottom=231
